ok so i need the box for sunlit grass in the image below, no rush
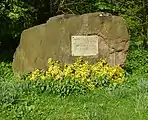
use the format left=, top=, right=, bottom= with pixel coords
left=0, top=49, right=148, bottom=120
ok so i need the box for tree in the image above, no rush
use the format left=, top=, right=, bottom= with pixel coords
left=0, top=0, right=36, bottom=61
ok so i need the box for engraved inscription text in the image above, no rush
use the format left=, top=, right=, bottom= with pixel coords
left=71, top=35, right=98, bottom=56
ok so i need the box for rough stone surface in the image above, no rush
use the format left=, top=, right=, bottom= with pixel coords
left=12, top=12, right=130, bottom=74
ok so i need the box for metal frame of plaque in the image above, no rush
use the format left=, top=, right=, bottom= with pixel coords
left=71, top=35, right=99, bottom=56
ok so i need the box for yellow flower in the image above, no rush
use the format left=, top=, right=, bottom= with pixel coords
left=48, top=58, right=52, bottom=64
left=40, top=75, right=46, bottom=80
left=29, top=56, right=125, bottom=88
left=30, top=75, right=35, bottom=80
left=55, top=74, right=61, bottom=80
left=88, top=83, right=95, bottom=90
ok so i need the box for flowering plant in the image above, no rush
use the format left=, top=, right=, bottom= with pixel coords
left=28, top=57, right=125, bottom=93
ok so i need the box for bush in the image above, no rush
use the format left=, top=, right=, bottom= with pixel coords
left=125, top=49, right=148, bottom=74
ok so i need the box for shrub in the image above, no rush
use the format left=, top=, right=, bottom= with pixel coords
left=125, top=49, right=148, bottom=74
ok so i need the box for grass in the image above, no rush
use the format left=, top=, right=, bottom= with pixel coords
left=0, top=78, right=148, bottom=120
left=0, top=49, right=148, bottom=120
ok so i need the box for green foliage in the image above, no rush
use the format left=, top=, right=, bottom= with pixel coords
left=17, top=77, right=89, bottom=96
left=0, top=0, right=36, bottom=39
left=121, top=0, right=148, bottom=49
left=0, top=78, right=19, bottom=106
left=95, top=0, right=121, bottom=14
left=59, top=0, right=97, bottom=16
left=125, top=49, right=148, bottom=75
left=0, top=62, right=13, bottom=79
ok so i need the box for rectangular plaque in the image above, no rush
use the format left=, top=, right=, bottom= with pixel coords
left=71, top=35, right=99, bottom=56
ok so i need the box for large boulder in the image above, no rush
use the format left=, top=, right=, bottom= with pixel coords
left=12, top=12, right=130, bottom=74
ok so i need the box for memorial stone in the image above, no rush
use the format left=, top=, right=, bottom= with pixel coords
left=12, top=12, right=130, bottom=74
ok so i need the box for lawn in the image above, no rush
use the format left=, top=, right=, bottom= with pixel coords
left=0, top=49, right=148, bottom=120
